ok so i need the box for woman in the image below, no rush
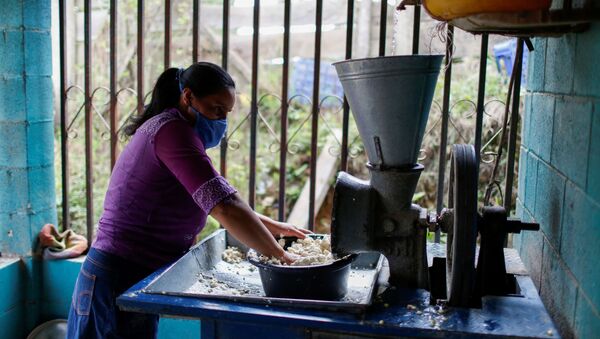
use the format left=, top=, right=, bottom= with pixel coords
left=67, top=62, right=308, bottom=338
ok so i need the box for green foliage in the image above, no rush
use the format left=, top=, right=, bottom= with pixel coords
left=197, top=216, right=220, bottom=241
left=416, top=53, right=520, bottom=212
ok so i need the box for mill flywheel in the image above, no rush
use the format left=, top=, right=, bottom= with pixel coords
left=446, top=144, right=479, bottom=307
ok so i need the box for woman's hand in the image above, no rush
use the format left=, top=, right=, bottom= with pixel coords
left=267, top=220, right=312, bottom=239
left=279, top=251, right=301, bottom=265
left=254, top=212, right=313, bottom=239
left=211, top=194, right=286, bottom=260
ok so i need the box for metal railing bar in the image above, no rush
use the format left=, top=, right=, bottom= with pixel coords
left=90, top=88, right=113, bottom=134
left=84, top=0, right=94, bottom=244
left=65, top=101, right=85, bottom=134
left=340, top=0, right=354, bottom=172
left=193, top=0, right=200, bottom=63
left=278, top=0, right=291, bottom=221
left=248, top=0, right=260, bottom=208
left=481, top=127, right=503, bottom=153
left=435, top=25, right=454, bottom=243
left=220, top=0, right=230, bottom=177
left=282, top=95, right=313, bottom=147
left=484, top=62, right=516, bottom=206
left=110, top=0, right=118, bottom=169
left=164, top=0, right=172, bottom=69
left=504, top=38, right=524, bottom=214
left=225, top=111, right=251, bottom=144
left=412, top=5, right=420, bottom=54
left=137, top=0, right=145, bottom=116
left=475, top=34, right=489, bottom=165
left=308, top=0, right=323, bottom=231
left=379, top=0, right=387, bottom=56
left=59, top=0, right=70, bottom=230
left=256, top=94, right=283, bottom=142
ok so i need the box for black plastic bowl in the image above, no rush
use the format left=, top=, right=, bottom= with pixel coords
left=247, top=235, right=357, bottom=300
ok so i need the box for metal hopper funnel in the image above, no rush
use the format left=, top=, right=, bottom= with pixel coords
left=331, top=55, right=443, bottom=288
left=334, top=55, right=443, bottom=169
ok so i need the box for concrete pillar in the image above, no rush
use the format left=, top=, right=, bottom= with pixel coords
left=0, top=0, right=56, bottom=256
left=517, top=24, right=600, bottom=338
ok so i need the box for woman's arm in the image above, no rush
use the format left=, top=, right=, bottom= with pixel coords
left=154, top=122, right=297, bottom=263
left=210, top=193, right=297, bottom=263
left=255, top=212, right=312, bottom=239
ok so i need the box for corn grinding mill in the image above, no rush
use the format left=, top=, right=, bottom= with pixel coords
left=331, top=55, right=541, bottom=308
left=117, top=55, right=559, bottom=338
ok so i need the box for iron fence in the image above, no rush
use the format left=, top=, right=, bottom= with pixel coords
left=57, top=0, right=522, bottom=245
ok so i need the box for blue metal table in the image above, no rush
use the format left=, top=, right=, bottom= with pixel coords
left=118, top=267, right=558, bottom=338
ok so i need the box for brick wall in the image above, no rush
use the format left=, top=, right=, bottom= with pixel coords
left=0, top=0, right=56, bottom=256
left=515, top=23, right=600, bottom=338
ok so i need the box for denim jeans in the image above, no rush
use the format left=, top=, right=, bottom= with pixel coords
left=67, top=247, right=159, bottom=338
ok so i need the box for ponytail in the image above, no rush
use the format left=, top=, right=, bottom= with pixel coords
left=122, top=68, right=181, bottom=136
left=122, top=62, right=235, bottom=136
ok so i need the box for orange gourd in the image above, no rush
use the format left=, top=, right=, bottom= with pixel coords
left=423, top=0, right=552, bottom=21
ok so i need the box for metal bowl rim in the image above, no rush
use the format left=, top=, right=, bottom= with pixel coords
left=246, top=248, right=357, bottom=272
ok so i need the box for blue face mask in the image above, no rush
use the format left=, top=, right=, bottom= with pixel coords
left=178, top=68, right=228, bottom=149
left=190, top=105, right=227, bottom=149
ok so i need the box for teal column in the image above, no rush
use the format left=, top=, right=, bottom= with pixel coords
left=0, top=0, right=56, bottom=256
left=517, top=23, right=600, bottom=338
left=0, top=0, right=55, bottom=333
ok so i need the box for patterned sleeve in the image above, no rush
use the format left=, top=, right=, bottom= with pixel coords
left=155, top=120, right=237, bottom=213
left=192, top=176, right=237, bottom=213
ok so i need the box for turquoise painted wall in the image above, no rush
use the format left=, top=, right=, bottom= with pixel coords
left=0, top=0, right=57, bottom=256
left=0, top=258, right=200, bottom=338
left=516, top=23, right=600, bottom=338
left=39, top=258, right=201, bottom=338
left=0, top=258, right=43, bottom=338
left=0, top=259, right=26, bottom=339
left=0, top=0, right=55, bottom=335
left=40, top=257, right=83, bottom=321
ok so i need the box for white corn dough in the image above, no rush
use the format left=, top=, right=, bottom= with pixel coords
left=222, top=246, right=245, bottom=264
left=259, top=236, right=335, bottom=266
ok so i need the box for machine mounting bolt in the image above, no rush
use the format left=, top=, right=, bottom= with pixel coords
left=383, top=218, right=396, bottom=233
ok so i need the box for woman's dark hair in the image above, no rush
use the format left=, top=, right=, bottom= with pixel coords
left=122, top=62, right=235, bottom=136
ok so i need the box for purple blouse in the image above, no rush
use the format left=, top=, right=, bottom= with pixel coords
left=93, top=108, right=237, bottom=269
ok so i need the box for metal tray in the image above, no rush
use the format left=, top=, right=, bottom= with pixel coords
left=143, top=229, right=384, bottom=313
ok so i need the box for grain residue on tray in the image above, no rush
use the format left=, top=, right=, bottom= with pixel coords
left=222, top=246, right=245, bottom=264
left=259, top=236, right=335, bottom=266
left=193, top=273, right=252, bottom=295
